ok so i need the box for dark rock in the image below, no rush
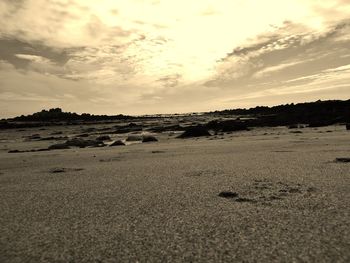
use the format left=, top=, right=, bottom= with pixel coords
left=206, top=120, right=249, bottom=132
left=177, top=125, right=211, bottom=138
left=48, top=143, right=70, bottom=150
left=65, top=138, right=104, bottom=148
left=96, top=135, right=111, bottom=141
left=109, top=140, right=125, bottom=146
left=49, top=168, right=66, bottom=173
left=218, top=191, right=239, bottom=198
left=335, top=157, right=350, bottom=163
left=8, top=150, right=20, bottom=153
left=114, top=124, right=143, bottom=134
left=142, top=135, right=158, bottom=142
left=346, top=123, right=350, bottom=130
left=126, top=135, right=143, bottom=141
left=148, top=124, right=184, bottom=133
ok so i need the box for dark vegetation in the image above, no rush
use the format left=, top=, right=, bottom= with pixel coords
left=0, top=108, right=143, bottom=129
left=1, top=100, right=349, bottom=130
left=210, top=99, right=350, bottom=127
left=13, top=108, right=132, bottom=122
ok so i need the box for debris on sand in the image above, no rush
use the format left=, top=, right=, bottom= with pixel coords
left=49, top=168, right=66, bottom=173
left=96, top=135, right=111, bottom=141
left=177, top=125, right=211, bottom=138
left=49, top=167, right=84, bottom=173
left=218, top=191, right=239, bottom=198
left=335, top=157, right=350, bottom=163
left=142, top=135, right=158, bottom=143
left=109, top=140, right=125, bottom=146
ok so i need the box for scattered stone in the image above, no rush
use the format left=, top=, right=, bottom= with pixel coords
left=142, top=135, right=158, bottom=142
left=177, top=125, right=211, bottom=138
left=49, top=168, right=66, bottom=173
left=151, top=150, right=165, bottom=153
left=96, top=135, right=111, bottom=141
left=335, top=157, right=350, bottom=163
left=206, top=119, right=249, bottom=132
left=109, top=140, right=125, bottom=146
left=114, top=124, right=143, bottom=134
left=49, top=167, right=84, bottom=173
left=218, top=191, right=239, bottom=198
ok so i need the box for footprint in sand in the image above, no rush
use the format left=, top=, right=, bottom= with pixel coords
left=219, top=179, right=317, bottom=204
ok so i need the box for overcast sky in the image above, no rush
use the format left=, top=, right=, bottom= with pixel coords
left=0, top=0, right=349, bottom=117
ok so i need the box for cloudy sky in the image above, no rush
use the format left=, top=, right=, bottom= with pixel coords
left=0, top=0, right=349, bottom=117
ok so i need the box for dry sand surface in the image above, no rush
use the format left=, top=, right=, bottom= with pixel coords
left=0, top=125, right=349, bottom=262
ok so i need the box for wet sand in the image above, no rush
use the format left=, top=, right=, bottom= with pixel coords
left=0, top=125, right=349, bottom=262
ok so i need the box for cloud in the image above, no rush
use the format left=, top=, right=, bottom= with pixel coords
left=253, top=60, right=308, bottom=78
left=206, top=20, right=350, bottom=90
left=0, top=0, right=350, bottom=117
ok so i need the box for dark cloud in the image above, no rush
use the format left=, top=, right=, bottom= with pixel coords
left=0, top=38, right=70, bottom=70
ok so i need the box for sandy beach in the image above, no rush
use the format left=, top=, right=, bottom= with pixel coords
left=0, top=124, right=349, bottom=262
